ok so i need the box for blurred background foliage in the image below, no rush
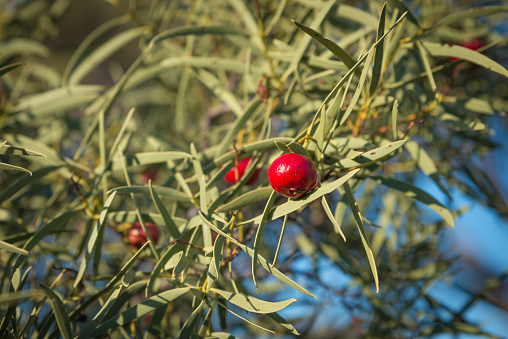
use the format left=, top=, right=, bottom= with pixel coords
left=1, top=0, right=508, bottom=338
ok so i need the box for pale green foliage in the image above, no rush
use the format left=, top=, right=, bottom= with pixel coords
left=0, top=0, right=507, bottom=338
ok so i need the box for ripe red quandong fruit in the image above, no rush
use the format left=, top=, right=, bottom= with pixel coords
left=128, top=221, right=160, bottom=249
left=224, top=157, right=260, bottom=185
left=268, top=153, right=317, bottom=198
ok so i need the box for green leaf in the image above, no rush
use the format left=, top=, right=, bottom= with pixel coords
left=0, top=143, right=47, bottom=157
left=206, top=333, right=239, bottom=339
left=0, top=165, right=60, bottom=204
left=74, top=192, right=117, bottom=288
left=211, top=288, right=297, bottom=314
left=216, top=299, right=276, bottom=335
left=13, top=208, right=83, bottom=271
left=39, top=284, right=72, bottom=339
left=313, top=11, right=407, bottom=118
left=266, top=312, right=300, bottom=335
left=69, top=242, right=153, bottom=321
left=215, top=98, right=263, bottom=158
left=203, top=137, right=293, bottom=174
left=392, top=99, right=399, bottom=140
left=150, top=25, right=248, bottom=46
left=76, top=286, right=122, bottom=339
left=244, top=169, right=360, bottom=225
left=292, top=20, right=359, bottom=75
left=343, top=182, right=379, bottom=294
left=287, top=142, right=311, bottom=158
left=252, top=191, right=277, bottom=288
left=90, top=288, right=190, bottom=337
left=0, top=162, right=32, bottom=175
left=373, top=176, right=454, bottom=227
left=415, top=41, right=438, bottom=98
left=207, top=221, right=232, bottom=293
left=215, top=186, right=273, bottom=213
left=404, top=137, right=450, bottom=198
left=106, top=151, right=191, bottom=172
left=435, top=6, right=508, bottom=27
left=148, top=181, right=181, bottom=238
left=386, top=0, right=419, bottom=27
left=339, top=47, right=375, bottom=125
left=321, top=196, right=346, bottom=241
left=369, top=3, right=386, bottom=96
left=199, top=212, right=316, bottom=298
left=109, top=185, right=190, bottom=202
left=0, top=239, right=29, bottom=256
left=9, top=86, right=103, bottom=121
left=281, top=0, right=337, bottom=81
left=178, top=299, right=205, bottom=339
left=420, top=41, right=508, bottom=77
left=336, top=140, right=406, bottom=168
left=62, top=15, right=130, bottom=83
left=0, top=62, right=23, bottom=77
left=69, top=26, right=147, bottom=85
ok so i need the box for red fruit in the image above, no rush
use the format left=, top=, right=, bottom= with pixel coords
left=268, top=153, right=317, bottom=198
left=139, top=167, right=158, bottom=184
left=224, top=157, right=260, bottom=185
left=128, top=222, right=160, bottom=249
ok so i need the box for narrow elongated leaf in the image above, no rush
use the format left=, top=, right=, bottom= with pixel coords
left=74, top=192, right=117, bottom=288
left=90, top=288, right=190, bottom=337
left=435, top=6, right=508, bottom=27
left=13, top=208, right=83, bottom=271
left=287, top=142, right=311, bottom=158
left=252, top=191, right=277, bottom=288
left=211, top=288, right=297, bottom=314
left=0, top=240, right=29, bottom=256
left=63, top=15, right=130, bottom=83
left=109, top=185, right=190, bottom=202
left=215, top=186, right=273, bottom=213
left=321, top=196, right=346, bottom=241
left=207, top=221, right=232, bottom=293
left=39, top=284, right=72, bottom=339
left=149, top=181, right=181, bottom=238
left=415, top=41, right=438, bottom=98
left=343, top=182, right=379, bottom=294
left=420, top=41, right=508, bottom=77
left=392, top=99, right=399, bottom=140
left=371, top=176, right=454, bottom=227
left=178, top=299, right=205, bottom=339
left=0, top=165, right=60, bottom=204
left=386, top=0, right=419, bottom=26
left=107, top=151, right=191, bottom=172
left=369, top=3, right=386, bottom=96
left=216, top=299, right=276, bottom=334
left=281, top=0, right=337, bottom=81
left=0, top=144, right=46, bottom=157
left=0, top=162, right=32, bottom=175
left=199, top=212, right=316, bottom=298
left=68, top=243, right=150, bottom=323
left=244, top=169, right=360, bottom=225
left=69, top=26, right=147, bottom=85
left=336, top=140, right=406, bottom=168
left=293, top=20, right=359, bottom=75
left=404, top=137, right=450, bottom=198
left=339, top=47, right=375, bottom=125
left=76, top=286, right=122, bottom=339
left=150, top=26, right=248, bottom=46
left=0, top=62, right=23, bottom=77
left=215, top=98, right=262, bottom=157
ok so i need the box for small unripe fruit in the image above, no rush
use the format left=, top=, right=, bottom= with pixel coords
left=224, top=157, right=260, bottom=185
left=268, top=153, right=317, bottom=198
left=128, top=222, right=160, bottom=249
